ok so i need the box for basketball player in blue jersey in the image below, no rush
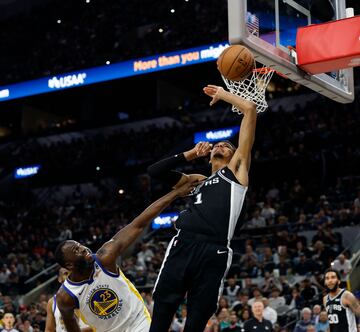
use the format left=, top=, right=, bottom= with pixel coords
left=45, top=268, right=93, bottom=332
left=147, top=84, right=257, bottom=332
left=323, top=268, right=360, bottom=332
left=53, top=181, right=197, bottom=332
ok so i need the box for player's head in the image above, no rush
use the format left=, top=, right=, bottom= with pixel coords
left=324, top=268, right=341, bottom=292
left=57, top=267, right=70, bottom=284
left=210, top=140, right=236, bottom=165
left=55, top=240, right=94, bottom=273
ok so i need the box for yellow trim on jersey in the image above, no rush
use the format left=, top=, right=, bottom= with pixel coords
left=119, top=269, right=151, bottom=322
left=77, top=310, right=96, bottom=332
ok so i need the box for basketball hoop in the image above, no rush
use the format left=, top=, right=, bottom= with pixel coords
left=221, top=64, right=286, bottom=114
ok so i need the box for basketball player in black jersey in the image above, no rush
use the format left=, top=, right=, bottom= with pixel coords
left=323, top=268, right=360, bottom=332
left=148, top=84, right=257, bottom=332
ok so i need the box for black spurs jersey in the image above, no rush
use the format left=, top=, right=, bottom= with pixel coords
left=175, top=167, right=247, bottom=242
left=325, top=289, right=357, bottom=332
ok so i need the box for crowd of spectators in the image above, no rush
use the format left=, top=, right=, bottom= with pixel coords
left=0, top=0, right=227, bottom=85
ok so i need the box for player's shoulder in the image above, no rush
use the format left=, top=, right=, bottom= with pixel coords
left=56, top=285, right=76, bottom=308
left=341, top=289, right=355, bottom=302
left=47, top=295, right=54, bottom=307
left=48, top=295, right=54, bottom=304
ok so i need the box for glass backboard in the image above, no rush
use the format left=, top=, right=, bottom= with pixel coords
left=228, top=0, right=354, bottom=103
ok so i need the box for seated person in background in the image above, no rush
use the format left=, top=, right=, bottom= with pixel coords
left=268, top=287, right=286, bottom=310
left=294, top=307, right=315, bottom=332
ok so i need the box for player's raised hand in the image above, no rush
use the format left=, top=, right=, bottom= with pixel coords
left=184, top=141, right=213, bottom=161
left=203, top=85, right=225, bottom=106
left=194, top=141, right=213, bottom=157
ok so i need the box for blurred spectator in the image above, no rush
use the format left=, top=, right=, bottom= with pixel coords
left=315, top=311, right=329, bottom=332
left=293, top=307, right=315, bottom=332
left=224, top=278, right=241, bottom=307
left=217, top=297, right=230, bottom=315
left=312, top=304, right=321, bottom=325
left=142, top=292, right=154, bottom=317
left=0, top=312, right=19, bottom=332
left=353, top=191, right=360, bottom=214
left=262, top=297, right=277, bottom=326
left=170, top=304, right=187, bottom=332
left=248, top=288, right=263, bottom=306
left=300, top=279, right=318, bottom=306
left=136, top=243, right=154, bottom=269
left=332, top=254, right=352, bottom=282
left=306, top=326, right=316, bottom=332
left=294, top=254, right=315, bottom=276
left=294, top=241, right=311, bottom=260
left=238, top=308, right=251, bottom=328
left=243, top=301, right=272, bottom=332
left=222, top=311, right=242, bottom=332
left=268, top=288, right=286, bottom=310
left=311, top=240, right=335, bottom=269
left=260, top=201, right=276, bottom=221
left=231, top=290, right=249, bottom=318
left=217, top=308, right=230, bottom=331
left=204, top=314, right=219, bottom=332
left=248, top=209, right=266, bottom=228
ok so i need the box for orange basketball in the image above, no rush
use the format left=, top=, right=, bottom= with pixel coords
left=217, top=45, right=255, bottom=81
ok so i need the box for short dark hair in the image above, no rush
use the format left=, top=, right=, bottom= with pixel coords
left=215, top=140, right=237, bottom=151
left=55, top=241, right=68, bottom=267
left=324, top=268, right=341, bottom=280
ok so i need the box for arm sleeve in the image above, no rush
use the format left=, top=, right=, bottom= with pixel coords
left=147, top=153, right=186, bottom=186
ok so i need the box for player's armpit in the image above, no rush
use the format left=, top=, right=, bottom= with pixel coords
left=344, top=291, right=360, bottom=316
left=228, top=150, right=250, bottom=186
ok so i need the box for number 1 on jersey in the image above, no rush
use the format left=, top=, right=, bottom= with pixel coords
left=194, top=193, right=203, bottom=205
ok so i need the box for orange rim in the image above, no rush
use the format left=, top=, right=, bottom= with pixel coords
left=253, top=67, right=288, bottom=79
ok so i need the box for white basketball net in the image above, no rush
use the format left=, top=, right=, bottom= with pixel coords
left=221, top=64, right=275, bottom=114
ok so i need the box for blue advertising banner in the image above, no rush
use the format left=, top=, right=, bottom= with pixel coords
left=194, top=126, right=239, bottom=144
left=151, top=212, right=179, bottom=230
left=0, top=42, right=229, bottom=103
left=14, top=165, right=41, bottom=179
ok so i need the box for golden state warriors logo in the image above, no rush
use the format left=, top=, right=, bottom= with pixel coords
left=89, top=288, right=123, bottom=319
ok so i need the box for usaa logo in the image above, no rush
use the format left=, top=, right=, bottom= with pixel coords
left=89, top=288, right=123, bottom=319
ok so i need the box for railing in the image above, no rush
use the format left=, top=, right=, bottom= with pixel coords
left=24, top=263, right=59, bottom=285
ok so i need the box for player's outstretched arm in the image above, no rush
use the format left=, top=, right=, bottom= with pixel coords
left=96, top=180, right=199, bottom=273
left=147, top=142, right=209, bottom=188
left=45, top=298, right=56, bottom=332
left=56, top=290, right=81, bottom=332
left=343, top=291, right=360, bottom=316
left=203, top=85, right=256, bottom=186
